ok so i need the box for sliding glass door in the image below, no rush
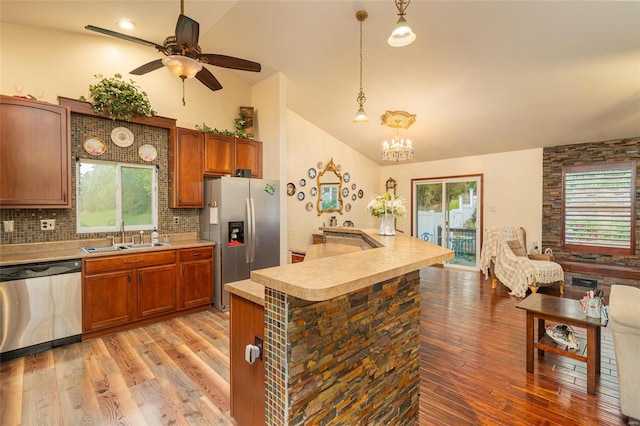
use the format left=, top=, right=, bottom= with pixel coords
left=413, top=175, right=482, bottom=269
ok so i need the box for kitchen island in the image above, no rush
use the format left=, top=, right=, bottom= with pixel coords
left=227, top=227, right=453, bottom=425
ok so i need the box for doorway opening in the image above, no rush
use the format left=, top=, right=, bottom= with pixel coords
left=412, top=175, right=482, bottom=270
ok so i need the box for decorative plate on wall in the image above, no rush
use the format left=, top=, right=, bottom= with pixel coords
left=83, top=137, right=106, bottom=156
left=300, top=178, right=306, bottom=187
left=138, top=144, right=158, bottom=161
left=358, top=189, right=364, bottom=198
left=306, top=201, right=313, bottom=211
left=317, top=161, right=323, bottom=170
left=343, top=172, right=350, bottom=183
left=342, top=187, right=349, bottom=197
left=287, top=182, right=296, bottom=196
left=298, top=191, right=305, bottom=201
left=308, top=168, right=317, bottom=178
left=310, top=187, right=318, bottom=196
left=111, top=127, right=134, bottom=147
left=345, top=203, right=351, bottom=212
left=351, top=183, right=356, bottom=190
left=352, top=194, right=357, bottom=201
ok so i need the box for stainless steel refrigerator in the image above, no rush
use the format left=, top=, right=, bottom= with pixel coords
left=200, top=176, right=280, bottom=311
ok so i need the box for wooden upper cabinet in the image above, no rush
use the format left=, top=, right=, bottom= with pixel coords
left=0, top=95, right=71, bottom=208
left=204, top=134, right=234, bottom=175
left=169, top=127, right=204, bottom=208
left=236, top=138, right=263, bottom=179
left=205, top=134, right=263, bottom=179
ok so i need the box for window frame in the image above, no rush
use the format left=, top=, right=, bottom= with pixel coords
left=561, top=161, right=636, bottom=256
left=76, top=158, right=158, bottom=234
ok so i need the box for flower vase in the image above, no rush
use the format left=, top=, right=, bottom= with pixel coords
left=379, top=214, right=396, bottom=236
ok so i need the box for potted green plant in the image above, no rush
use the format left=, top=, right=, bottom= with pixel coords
left=81, top=74, right=156, bottom=121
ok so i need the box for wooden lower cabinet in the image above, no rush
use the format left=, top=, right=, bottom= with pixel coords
left=82, top=247, right=214, bottom=339
left=180, top=246, right=214, bottom=309
left=230, top=294, right=265, bottom=425
left=83, top=270, right=135, bottom=331
left=137, top=264, right=178, bottom=318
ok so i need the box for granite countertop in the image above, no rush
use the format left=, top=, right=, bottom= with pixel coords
left=249, top=228, right=453, bottom=302
left=225, top=279, right=266, bottom=306
left=0, top=232, right=214, bottom=266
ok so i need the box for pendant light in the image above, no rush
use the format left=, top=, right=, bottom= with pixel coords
left=353, top=10, right=369, bottom=122
left=388, top=0, right=416, bottom=47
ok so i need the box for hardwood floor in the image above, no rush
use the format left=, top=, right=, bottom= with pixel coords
left=0, top=268, right=628, bottom=425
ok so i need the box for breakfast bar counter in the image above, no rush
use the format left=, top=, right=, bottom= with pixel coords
left=227, top=227, right=453, bottom=425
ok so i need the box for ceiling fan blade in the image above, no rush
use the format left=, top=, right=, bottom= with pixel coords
left=196, top=67, right=223, bottom=91
left=200, top=54, right=261, bottom=72
left=130, top=59, right=165, bottom=75
left=175, top=14, right=199, bottom=46
left=85, top=25, right=164, bottom=50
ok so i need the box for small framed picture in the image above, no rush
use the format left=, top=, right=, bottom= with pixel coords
left=287, top=182, right=296, bottom=196
left=358, top=189, right=364, bottom=198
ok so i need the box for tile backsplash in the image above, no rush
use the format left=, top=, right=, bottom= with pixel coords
left=1, top=112, right=199, bottom=245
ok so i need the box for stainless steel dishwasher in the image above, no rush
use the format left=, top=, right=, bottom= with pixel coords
left=0, top=259, right=82, bottom=360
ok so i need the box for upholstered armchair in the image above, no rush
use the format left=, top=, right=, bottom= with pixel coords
left=479, top=227, right=564, bottom=298
left=609, top=285, right=640, bottom=424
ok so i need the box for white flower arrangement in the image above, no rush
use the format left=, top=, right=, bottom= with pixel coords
left=367, top=192, right=407, bottom=218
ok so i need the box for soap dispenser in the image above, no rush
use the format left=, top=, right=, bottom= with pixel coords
left=151, top=229, right=159, bottom=244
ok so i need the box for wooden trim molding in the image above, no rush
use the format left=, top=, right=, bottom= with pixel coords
left=58, top=96, right=176, bottom=129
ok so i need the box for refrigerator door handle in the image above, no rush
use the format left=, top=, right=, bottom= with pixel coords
left=246, top=198, right=252, bottom=264
left=250, top=198, right=256, bottom=263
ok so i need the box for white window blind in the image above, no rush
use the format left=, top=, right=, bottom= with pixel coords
left=563, top=163, right=635, bottom=251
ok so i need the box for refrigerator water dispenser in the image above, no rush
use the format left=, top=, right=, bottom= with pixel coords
left=229, top=221, right=244, bottom=246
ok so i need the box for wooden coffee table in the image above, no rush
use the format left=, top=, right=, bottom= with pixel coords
left=516, top=293, right=608, bottom=395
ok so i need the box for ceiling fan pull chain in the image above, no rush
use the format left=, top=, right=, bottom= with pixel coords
left=182, top=78, right=186, bottom=106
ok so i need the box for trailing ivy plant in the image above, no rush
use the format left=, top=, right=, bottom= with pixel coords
left=195, top=109, right=254, bottom=139
left=81, top=74, right=156, bottom=121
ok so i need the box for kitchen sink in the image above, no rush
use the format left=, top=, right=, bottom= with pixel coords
left=81, top=242, right=170, bottom=254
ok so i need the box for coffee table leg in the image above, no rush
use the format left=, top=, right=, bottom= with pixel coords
left=526, top=312, right=534, bottom=373
left=537, top=318, right=545, bottom=357
left=587, top=325, right=597, bottom=395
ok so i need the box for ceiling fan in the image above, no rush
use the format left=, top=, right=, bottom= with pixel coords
left=85, top=0, right=261, bottom=96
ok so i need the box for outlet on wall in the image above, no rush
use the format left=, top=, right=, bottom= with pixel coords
left=173, top=216, right=180, bottom=225
left=3, top=220, right=14, bottom=232
left=40, top=219, right=56, bottom=230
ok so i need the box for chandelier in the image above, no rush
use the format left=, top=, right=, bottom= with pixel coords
left=381, top=110, right=416, bottom=162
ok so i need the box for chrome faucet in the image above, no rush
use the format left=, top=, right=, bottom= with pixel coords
left=120, top=220, right=125, bottom=245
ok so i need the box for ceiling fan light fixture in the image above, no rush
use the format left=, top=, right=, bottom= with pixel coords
left=162, top=55, right=202, bottom=79
left=117, top=20, right=135, bottom=30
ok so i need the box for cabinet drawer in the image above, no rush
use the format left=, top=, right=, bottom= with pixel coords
left=179, top=246, right=213, bottom=262
left=84, top=250, right=177, bottom=274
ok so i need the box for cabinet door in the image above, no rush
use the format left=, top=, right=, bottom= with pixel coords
left=169, top=127, right=203, bottom=208
left=137, top=264, right=178, bottom=318
left=230, top=294, right=265, bottom=424
left=204, top=134, right=235, bottom=175
left=0, top=95, right=71, bottom=208
left=235, top=138, right=263, bottom=179
left=180, top=259, right=214, bottom=309
left=83, top=270, right=134, bottom=332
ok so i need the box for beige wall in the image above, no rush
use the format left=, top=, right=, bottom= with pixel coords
left=381, top=148, right=544, bottom=252
left=0, top=23, right=251, bottom=132
left=286, top=110, right=381, bottom=251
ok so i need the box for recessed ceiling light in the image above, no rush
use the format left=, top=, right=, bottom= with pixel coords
left=117, top=20, right=135, bottom=30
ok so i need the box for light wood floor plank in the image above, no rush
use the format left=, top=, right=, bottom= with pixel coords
left=0, top=356, right=24, bottom=426
left=21, top=350, right=64, bottom=426
left=53, top=343, right=103, bottom=425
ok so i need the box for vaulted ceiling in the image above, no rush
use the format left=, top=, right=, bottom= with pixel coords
left=2, top=1, right=639, bottom=165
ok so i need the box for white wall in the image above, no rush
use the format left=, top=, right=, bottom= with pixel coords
left=381, top=148, right=543, bottom=251
left=0, top=23, right=251, bottom=132
left=286, top=110, right=381, bottom=251
left=252, top=72, right=288, bottom=265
